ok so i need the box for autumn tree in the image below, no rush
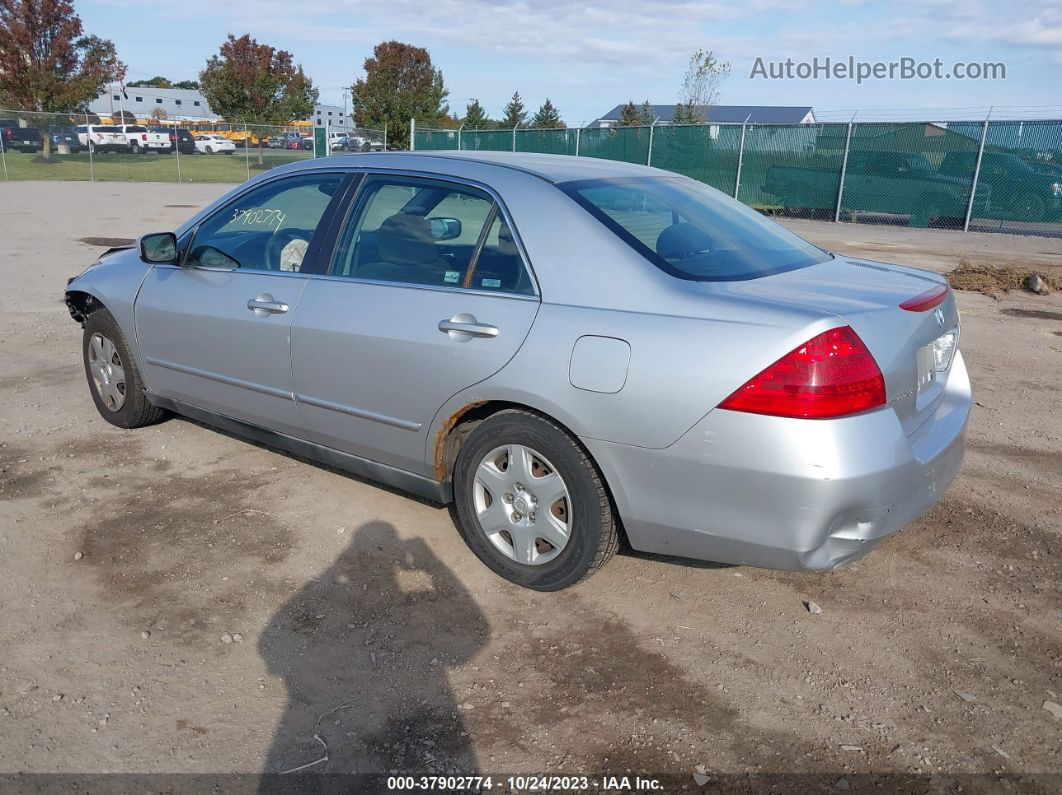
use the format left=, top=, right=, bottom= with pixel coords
left=530, top=98, right=563, bottom=128
left=463, top=98, right=490, bottom=129
left=200, top=33, right=317, bottom=164
left=0, top=0, right=121, bottom=158
left=500, top=92, right=527, bottom=128
left=351, top=41, right=448, bottom=149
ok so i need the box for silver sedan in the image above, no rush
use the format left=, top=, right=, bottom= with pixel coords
left=65, top=152, right=971, bottom=590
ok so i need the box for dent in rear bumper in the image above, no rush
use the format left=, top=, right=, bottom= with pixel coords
left=584, top=351, right=972, bottom=571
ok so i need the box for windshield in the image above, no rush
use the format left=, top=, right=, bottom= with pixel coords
left=560, top=176, right=831, bottom=281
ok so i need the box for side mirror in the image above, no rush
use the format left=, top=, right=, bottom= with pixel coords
left=429, top=216, right=462, bottom=241
left=140, top=232, right=178, bottom=264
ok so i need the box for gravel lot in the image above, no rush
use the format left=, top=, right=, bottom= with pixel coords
left=1, top=181, right=1060, bottom=790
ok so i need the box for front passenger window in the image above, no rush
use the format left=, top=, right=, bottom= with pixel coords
left=186, top=173, right=344, bottom=272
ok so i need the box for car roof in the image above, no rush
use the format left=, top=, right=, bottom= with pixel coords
left=279, top=150, right=669, bottom=184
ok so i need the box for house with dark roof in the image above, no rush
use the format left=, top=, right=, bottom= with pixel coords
left=592, top=104, right=815, bottom=128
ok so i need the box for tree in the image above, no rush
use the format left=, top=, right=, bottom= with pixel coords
left=617, top=101, right=642, bottom=127
left=128, top=75, right=171, bottom=88
left=351, top=41, right=448, bottom=149
left=500, top=92, right=526, bottom=128
left=639, top=100, right=655, bottom=125
left=0, top=0, right=121, bottom=158
left=128, top=76, right=199, bottom=90
left=675, top=48, right=731, bottom=123
left=200, top=34, right=317, bottom=164
left=115, top=109, right=135, bottom=123
left=463, top=98, right=490, bottom=129
left=149, top=106, right=167, bottom=121
left=530, top=98, right=563, bottom=128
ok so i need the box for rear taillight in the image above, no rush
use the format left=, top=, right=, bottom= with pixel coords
left=899, top=283, right=949, bottom=312
left=718, top=326, right=886, bottom=419
left=141, top=133, right=148, bottom=141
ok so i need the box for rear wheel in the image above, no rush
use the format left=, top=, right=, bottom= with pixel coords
left=82, top=309, right=166, bottom=429
left=129, top=140, right=141, bottom=154
left=453, top=410, right=619, bottom=590
left=205, top=145, right=213, bottom=154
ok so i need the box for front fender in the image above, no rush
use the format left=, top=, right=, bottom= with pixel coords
left=65, top=247, right=154, bottom=374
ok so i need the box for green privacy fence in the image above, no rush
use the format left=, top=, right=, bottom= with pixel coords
left=414, top=119, right=1062, bottom=236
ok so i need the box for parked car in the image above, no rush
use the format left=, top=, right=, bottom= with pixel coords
left=330, top=134, right=349, bottom=151
left=0, top=120, right=43, bottom=153
left=49, top=127, right=82, bottom=153
left=73, top=124, right=126, bottom=153
left=346, top=135, right=384, bottom=152
left=939, top=151, right=1062, bottom=222
left=151, top=127, right=195, bottom=155
left=298, top=137, right=314, bottom=151
left=65, top=152, right=971, bottom=591
left=194, top=134, right=236, bottom=155
left=115, top=124, right=171, bottom=154
left=763, top=150, right=991, bottom=228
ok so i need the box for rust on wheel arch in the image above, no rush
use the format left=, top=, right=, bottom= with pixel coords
left=433, top=401, right=488, bottom=482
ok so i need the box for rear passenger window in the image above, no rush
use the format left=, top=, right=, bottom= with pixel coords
left=331, top=176, right=532, bottom=294
left=333, top=177, right=493, bottom=287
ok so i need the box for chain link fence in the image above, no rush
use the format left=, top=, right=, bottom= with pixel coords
left=0, top=109, right=385, bottom=184
left=414, top=119, right=1062, bottom=236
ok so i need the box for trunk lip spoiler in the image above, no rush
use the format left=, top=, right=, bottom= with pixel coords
left=899, top=284, right=949, bottom=312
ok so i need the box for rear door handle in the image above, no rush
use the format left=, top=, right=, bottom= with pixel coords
left=438, top=312, right=499, bottom=339
left=247, top=293, right=289, bottom=315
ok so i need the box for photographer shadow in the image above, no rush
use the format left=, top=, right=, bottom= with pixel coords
left=259, top=521, right=488, bottom=780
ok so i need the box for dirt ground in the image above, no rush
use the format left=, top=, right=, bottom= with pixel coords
left=0, top=181, right=1059, bottom=791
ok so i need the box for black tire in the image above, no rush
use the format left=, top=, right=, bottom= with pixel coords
left=452, top=409, right=619, bottom=590
left=205, top=145, right=213, bottom=154
left=82, top=308, right=166, bottom=429
left=129, top=140, right=140, bottom=154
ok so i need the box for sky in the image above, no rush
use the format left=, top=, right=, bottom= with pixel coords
left=78, top=0, right=1062, bottom=123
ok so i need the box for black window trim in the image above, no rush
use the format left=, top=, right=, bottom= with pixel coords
left=175, top=171, right=354, bottom=276
left=317, top=168, right=540, bottom=299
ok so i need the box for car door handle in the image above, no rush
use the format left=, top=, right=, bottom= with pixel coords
left=247, top=294, right=289, bottom=315
left=438, top=313, right=499, bottom=339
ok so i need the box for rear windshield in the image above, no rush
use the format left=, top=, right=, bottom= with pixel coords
left=560, top=176, right=831, bottom=281
left=94, top=126, right=120, bottom=132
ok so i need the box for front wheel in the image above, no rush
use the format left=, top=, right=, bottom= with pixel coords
left=452, top=410, right=619, bottom=590
left=82, top=309, right=166, bottom=429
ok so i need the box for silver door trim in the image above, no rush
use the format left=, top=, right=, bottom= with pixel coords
left=144, top=357, right=294, bottom=400
left=294, top=392, right=422, bottom=431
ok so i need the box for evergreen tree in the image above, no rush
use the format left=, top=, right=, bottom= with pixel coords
left=500, top=91, right=527, bottom=128
left=639, top=100, right=655, bottom=125
left=617, top=101, right=642, bottom=126
left=530, top=98, right=563, bottom=128
left=463, top=98, right=490, bottom=129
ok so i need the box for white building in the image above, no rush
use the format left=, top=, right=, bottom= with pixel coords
left=314, top=104, right=354, bottom=132
left=88, top=86, right=216, bottom=120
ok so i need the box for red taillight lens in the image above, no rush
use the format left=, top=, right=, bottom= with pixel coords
left=899, top=283, right=948, bottom=312
left=141, top=133, right=148, bottom=141
left=718, top=326, right=886, bottom=419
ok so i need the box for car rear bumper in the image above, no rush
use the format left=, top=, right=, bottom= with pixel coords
left=584, top=351, right=971, bottom=571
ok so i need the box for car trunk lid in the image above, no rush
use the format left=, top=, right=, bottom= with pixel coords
left=706, top=256, right=959, bottom=435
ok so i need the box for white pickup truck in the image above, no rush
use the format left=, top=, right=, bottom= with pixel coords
left=116, top=124, right=171, bottom=154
